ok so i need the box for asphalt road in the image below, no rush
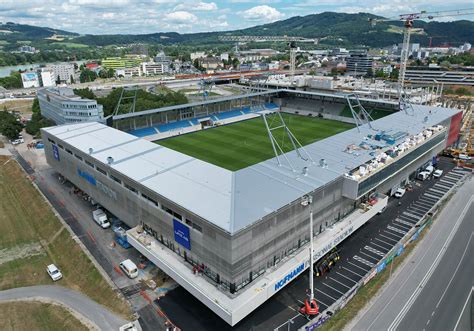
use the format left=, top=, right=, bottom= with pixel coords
left=349, top=177, right=474, bottom=331
left=397, top=203, right=474, bottom=331
left=0, top=285, right=129, bottom=330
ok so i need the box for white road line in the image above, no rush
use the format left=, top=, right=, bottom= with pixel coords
left=383, top=229, right=404, bottom=240
left=342, top=266, right=364, bottom=278
left=328, top=276, right=351, bottom=290
left=387, top=225, right=406, bottom=235
left=336, top=271, right=358, bottom=284
left=314, top=287, right=337, bottom=301
left=354, top=255, right=375, bottom=267
left=374, top=237, right=394, bottom=247
left=435, top=232, right=474, bottom=309
left=388, top=196, right=474, bottom=331
left=381, top=231, right=402, bottom=241
left=322, top=282, right=345, bottom=296
left=369, top=241, right=390, bottom=252
left=454, top=287, right=474, bottom=331
left=358, top=250, right=379, bottom=262
left=424, top=193, right=442, bottom=200
left=392, top=220, right=412, bottom=230
left=364, top=245, right=385, bottom=256
left=348, top=260, right=370, bottom=272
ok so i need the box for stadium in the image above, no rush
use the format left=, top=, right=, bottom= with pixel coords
left=41, top=90, right=462, bottom=326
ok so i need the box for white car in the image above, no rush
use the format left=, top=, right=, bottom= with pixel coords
left=119, top=259, right=139, bottom=279
left=46, top=264, right=63, bottom=281
left=394, top=188, right=406, bottom=198
left=433, top=169, right=443, bottom=178
left=458, top=154, right=472, bottom=161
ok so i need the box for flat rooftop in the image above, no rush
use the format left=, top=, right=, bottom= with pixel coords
left=43, top=105, right=460, bottom=235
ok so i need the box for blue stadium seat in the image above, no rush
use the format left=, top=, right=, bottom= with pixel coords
left=214, top=109, right=245, bottom=120
left=128, top=127, right=158, bottom=137
left=264, top=102, right=279, bottom=110
left=157, top=120, right=192, bottom=133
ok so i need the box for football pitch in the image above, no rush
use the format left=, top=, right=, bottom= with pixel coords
left=156, top=113, right=354, bottom=171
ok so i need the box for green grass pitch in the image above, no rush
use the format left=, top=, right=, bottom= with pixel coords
left=156, top=113, right=354, bottom=171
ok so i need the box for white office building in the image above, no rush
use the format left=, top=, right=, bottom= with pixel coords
left=142, top=62, right=170, bottom=75
left=46, top=63, right=75, bottom=84
left=37, top=87, right=104, bottom=125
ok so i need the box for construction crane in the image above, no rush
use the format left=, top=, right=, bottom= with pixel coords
left=218, top=35, right=318, bottom=82
left=369, top=8, right=474, bottom=104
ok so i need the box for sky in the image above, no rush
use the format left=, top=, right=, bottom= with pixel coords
left=0, top=0, right=473, bottom=35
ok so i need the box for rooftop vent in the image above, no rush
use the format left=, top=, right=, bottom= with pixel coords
left=88, top=148, right=93, bottom=155
left=302, top=166, right=309, bottom=176
left=107, top=156, right=114, bottom=165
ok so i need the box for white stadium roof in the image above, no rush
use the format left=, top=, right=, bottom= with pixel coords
left=44, top=104, right=460, bottom=234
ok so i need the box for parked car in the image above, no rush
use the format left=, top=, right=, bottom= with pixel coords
left=433, top=169, right=443, bottom=178
left=417, top=171, right=429, bottom=181
left=458, top=154, right=472, bottom=161
left=394, top=188, right=406, bottom=198
left=92, top=209, right=111, bottom=229
left=119, top=259, right=139, bottom=279
left=46, top=264, right=63, bottom=281
left=377, top=206, right=387, bottom=214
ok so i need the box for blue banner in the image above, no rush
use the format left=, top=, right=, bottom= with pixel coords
left=77, top=168, right=96, bottom=186
left=52, top=144, right=60, bottom=161
left=174, top=219, right=191, bottom=250
left=377, top=261, right=386, bottom=273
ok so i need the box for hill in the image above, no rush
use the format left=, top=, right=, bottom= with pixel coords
left=1, top=12, right=473, bottom=49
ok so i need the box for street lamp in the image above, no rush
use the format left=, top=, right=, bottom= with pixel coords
left=301, top=195, right=314, bottom=302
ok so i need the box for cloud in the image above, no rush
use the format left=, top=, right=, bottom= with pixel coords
left=163, top=11, right=198, bottom=23
left=174, top=1, right=218, bottom=11
left=240, top=5, right=284, bottom=22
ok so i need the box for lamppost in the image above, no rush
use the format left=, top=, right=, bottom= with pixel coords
left=301, top=195, right=314, bottom=303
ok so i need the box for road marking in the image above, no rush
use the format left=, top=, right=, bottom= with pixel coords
left=353, top=256, right=375, bottom=268
left=435, top=232, right=474, bottom=309
left=348, top=260, right=371, bottom=272
left=342, top=265, right=364, bottom=277
left=314, top=287, right=337, bottom=301
left=336, top=271, right=357, bottom=284
left=383, top=229, right=403, bottom=239
left=424, top=193, right=442, bottom=200
left=454, top=287, right=474, bottom=331
left=388, top=196, right=473, bottom=331
left=86, top=230, right=96, bottom=244
left=364, top=245, right=385, bottom=257
left=329, top=276, right=351, bottom=290
left=374, top=237, right=393, bottom=247
left=402, top=212, right=420, bottom=220
left=410, top=205, right=430, bottom=212
left=387, top=225, right=406, bottom=235
left=322, top=282, right=345, bottom=296
left=380, top=233, right=400, bottom=243
left=369, top=241, right=390, bottom=252
left=392, top=220, right=412, bottom=230
left=358, top=250, right=379, bottom=262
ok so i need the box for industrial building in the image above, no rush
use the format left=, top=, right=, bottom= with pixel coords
left=38, top=87, right=104, bottom=125
left=41, top=91, right=461, bottom=326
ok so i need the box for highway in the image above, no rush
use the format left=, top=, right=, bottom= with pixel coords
left=348, top=177, right=474, bottom=331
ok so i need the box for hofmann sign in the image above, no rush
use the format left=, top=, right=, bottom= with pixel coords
left=274, top=262, right=305, bottom=292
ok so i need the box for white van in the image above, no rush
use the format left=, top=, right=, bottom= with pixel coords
left=417, top=171, right=429, bottom=181
left=119, top=259, right=139, bottom=279
left=92, top=209, right=111, bottom=229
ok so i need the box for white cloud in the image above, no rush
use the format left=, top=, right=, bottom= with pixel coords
left=163, top=10, right=198, bottom=23
left=240, top=5, right=284, bottom=22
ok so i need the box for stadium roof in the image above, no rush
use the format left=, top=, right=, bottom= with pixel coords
left=112, top=89, right=396, bottom=120
left=44, top=104, right=460, bottom=235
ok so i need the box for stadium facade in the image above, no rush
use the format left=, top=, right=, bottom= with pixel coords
left=41, top=92, right=462, bottom=326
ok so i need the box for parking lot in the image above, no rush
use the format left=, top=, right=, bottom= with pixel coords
left=9, top=138, right=470, bottom=331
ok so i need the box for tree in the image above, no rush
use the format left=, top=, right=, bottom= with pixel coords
left=70, top=74, right=75, bottom=84
left=79, top=69, right=97, bottom=83
left=0, top=111, right=23, bottom=139
left=56, top=75, right=61, bottom=85
left=0, top=71, right=22, bottom=89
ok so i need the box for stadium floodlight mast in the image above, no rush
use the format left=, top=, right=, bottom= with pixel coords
left=301, top=195, right=315, bottom=303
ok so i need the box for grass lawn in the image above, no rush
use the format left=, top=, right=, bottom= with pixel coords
left=157, top=113, right=354, bottom=171
left=0, top=302, right=88, bottom=331
left=0, top=99, right=34, bottom=115
left=0, top=155, right=132, bottom=319
left=340, top=105, right=394, bottom=120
